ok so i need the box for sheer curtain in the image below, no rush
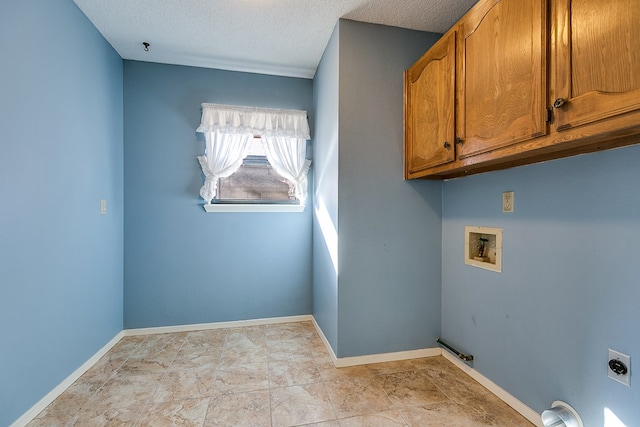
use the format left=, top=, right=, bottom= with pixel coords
left=261, top=136, right=311, bottom=203
left=196, top=103, right=311, bottom=204
left=197, top=131, right=253, bottom=204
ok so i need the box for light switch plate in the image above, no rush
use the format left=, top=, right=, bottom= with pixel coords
left=502, top=191, right=514, bottom=213
left=608, top=348, right=631, bottom=386
left=100, top=199, right=107, bottom=215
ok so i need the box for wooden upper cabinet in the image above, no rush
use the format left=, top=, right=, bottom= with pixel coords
left=551, top=0, right=640, bottom=130
left=457, top=0, right=548, bottom=158
left=403, top=0, right=640, bottom=180
left=404, top=32, right=456, bottom=179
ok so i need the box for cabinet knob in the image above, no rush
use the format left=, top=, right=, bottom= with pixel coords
left=553, top=98, right=567, bottom=108
left=455, top=137, right=463, bottom=145
left=444, top=141, right=451, bottom=149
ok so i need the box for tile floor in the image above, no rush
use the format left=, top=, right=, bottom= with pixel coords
left=28, top=321, right=534, bottom=426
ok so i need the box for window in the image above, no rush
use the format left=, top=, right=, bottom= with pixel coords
left=195, top=103, right=311, bottom=212
left=217, top=137, right=297, bottom=203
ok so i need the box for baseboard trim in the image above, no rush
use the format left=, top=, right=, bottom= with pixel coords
left=441, top=351, right=542, bottom=427
left=309, top=317, right=440, bottom=367
left=123, top=315, right=314, bottom=336
left=310, top=316, right=338, bottom=363
left=9, top=331, right=124, bottom=427
left=334, top=348, right=441, bottom=367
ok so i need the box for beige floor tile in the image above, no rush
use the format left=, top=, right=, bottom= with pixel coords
left=220, top=334, right=268, bottom=366
left=270, top=383, right=336, bottom=426
left=401, top=402, right=477, bottom=426
left=152, top=366, right=216, bottom=402
left=87, top=342, right=138, bottom=378
left=118, top=336, right=183, bottom=374
left=365, top=360, right=416, bottom=376
left=214, top=362, right=269, bottom=393
left=324, top=377, right=394, bottom=418
left=186, top=329, right=227, bottom=347
left=219, top=348, right=268, bottom=366
left=269, top=358, right=321, bottom=387
left=337, top=410, right=407, bottom=427
left=318, top=365, right=375, bottom=383
left=117, top=354, right=175, bottom=375
left=177, top=339, right=224, bottom=358
left=102, top=336, right=145, bottom=362
left=171, top=351, right=221, bottom=371
left=268, top=337, right=317, bottom=361
left=26, top=416, right=77, bottom=427
left=74, top=404, right=141, bottom=427
left=27, top=322, right=533, bottom=427
left=136, top=398, right=209, bottom=426
left=33, top=373, right=108, bottom=420
left=204, top=390, right=271, bottom=427
left=135, top=333, right=187, bottom=356
left=226, top=326, right=266, bottom=342
left=466, top=393, right=535, bottom=427
left=314, top=354, right=336, bottom=370
left=265, top=321, right=317, bottom=340
left=377, top=370, right=449, bottom=408
left=85, top=371, right=161, bottom=410
left=302, top=422, right=340, bottom=427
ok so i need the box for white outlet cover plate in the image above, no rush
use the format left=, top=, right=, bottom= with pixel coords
left=608, top=348, right=631, bottom=386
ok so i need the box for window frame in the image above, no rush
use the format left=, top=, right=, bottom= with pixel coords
left=210, top=137, right=303, bottom=212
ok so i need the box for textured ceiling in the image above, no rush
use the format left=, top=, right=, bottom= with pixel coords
left=73, top=0, right=477, bottom=79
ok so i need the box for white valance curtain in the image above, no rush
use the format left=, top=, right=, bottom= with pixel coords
left=196, top=103, right=311, bottom=204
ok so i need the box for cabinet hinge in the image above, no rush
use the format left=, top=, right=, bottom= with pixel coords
left=546, top=107, right=554, bottom=124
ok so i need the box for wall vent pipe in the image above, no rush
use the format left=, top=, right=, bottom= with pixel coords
left=541, top=401, right=583, bottom=427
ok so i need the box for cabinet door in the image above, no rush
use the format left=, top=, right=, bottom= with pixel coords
left=551, top=0, right=640, bottom=130
left=404, top=32, right=455, bottom=178
left=457, top=0, right=548, bottom=158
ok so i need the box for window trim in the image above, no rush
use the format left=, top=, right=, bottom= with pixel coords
left=203, top=203, right=305, bottom=213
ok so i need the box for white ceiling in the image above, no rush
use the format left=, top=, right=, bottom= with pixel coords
left=73, top=0, right=477, bottom=79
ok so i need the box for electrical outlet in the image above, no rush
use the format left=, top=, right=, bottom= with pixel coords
left=502, top=191, right=514, bottom=213
left=608, top=349, right=631, bottom=386
left=100, top=199, right=107, bottom=215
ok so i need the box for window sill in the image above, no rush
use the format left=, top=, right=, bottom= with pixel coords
left=203, top=203, right=305, bottom=213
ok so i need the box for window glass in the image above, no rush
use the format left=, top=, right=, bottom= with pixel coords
left=217, top=138, right=296, bottom=203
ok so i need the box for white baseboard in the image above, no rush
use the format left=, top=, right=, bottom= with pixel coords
left=9, top=331, right=124, bottom=427
left=123, top=314, right=314, bottom=336
left=334, top=348, right=441, bottom=367
left=309, top=317, right=440, bottom=367
left=441, top=351, right=542, bottom=427
left=310, top=316, right=339, bottom=363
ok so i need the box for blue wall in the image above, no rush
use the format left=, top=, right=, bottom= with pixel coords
left=313, top=26, right=340, bottom=352
left=123, top=61, right=314, bottom=328
left=313, top=20, right=443, bottom=358
left=0, top=1, right=124, bottom=425
left=442, top=145, right=640, bottom=426
left=6, top=2, right=638, bottom=425
left=336, top=21, right=443, bottom=357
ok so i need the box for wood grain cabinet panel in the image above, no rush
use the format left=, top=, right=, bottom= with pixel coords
left=403, top=0, right=640, bottom=179
left=404, top=32, right=456, bottom=178
left=457, top=0, right=547, bottom=158
left=551, top=0, right=640, bottom=130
